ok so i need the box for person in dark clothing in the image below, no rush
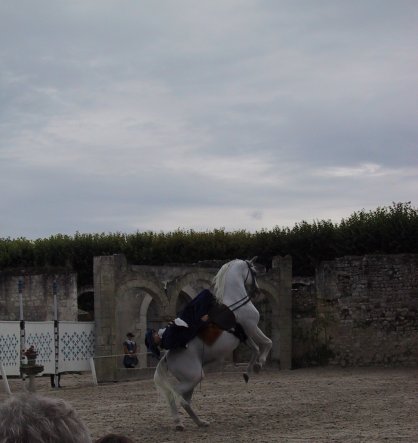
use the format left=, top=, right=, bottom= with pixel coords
left=145, top=289, right=236, bottom=358
left=50, top=373, right=62, bottom=388
left=122, top=332, right=138, bottom=368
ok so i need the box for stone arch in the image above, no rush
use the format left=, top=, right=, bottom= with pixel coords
left=175, top=284, right=194, bottom=315
left=77, top=285, right=94, bottom=321
left=166, top=270, right=214, bottom=316
left=115, top=278, right=166, bottom=367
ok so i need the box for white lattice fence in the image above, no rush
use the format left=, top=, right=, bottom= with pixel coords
left=25, top=321, right=55, bottom=374
left=0, top=322, right=20, bottom=376
left=58, top=322, right=95, bottom=372
left=0, top=321, right=94, bottom=376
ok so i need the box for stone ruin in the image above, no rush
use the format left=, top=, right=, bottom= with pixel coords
left=0, top=269, right=77, bottom=322
left=315, top=254, right=418, bottom=367
left=93, top=254, right=292, bottom=381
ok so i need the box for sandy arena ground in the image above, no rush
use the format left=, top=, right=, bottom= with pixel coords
left=1, top=367, right=417, bottom=442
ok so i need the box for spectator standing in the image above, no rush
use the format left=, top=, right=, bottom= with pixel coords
left=123, top=332, right=138, bottom=368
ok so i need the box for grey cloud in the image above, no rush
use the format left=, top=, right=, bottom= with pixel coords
left=1, top=1, right=417, bottom=238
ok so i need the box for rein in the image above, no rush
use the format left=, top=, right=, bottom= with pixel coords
left=227, top=294, right=251, bottom=312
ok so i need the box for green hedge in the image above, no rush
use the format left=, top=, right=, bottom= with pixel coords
left=1, top=202, right=417, bottom=286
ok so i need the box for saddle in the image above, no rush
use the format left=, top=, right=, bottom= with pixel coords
left=198, top=303, right=241, bottom=346
left=208, top=302, right=236, bottom=330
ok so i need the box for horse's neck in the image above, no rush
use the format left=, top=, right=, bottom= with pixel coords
left=214, top=260, right=248, bottom=305
left=222, top=273, right=247, bottom=305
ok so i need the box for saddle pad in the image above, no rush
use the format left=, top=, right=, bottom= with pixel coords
left=198, top=323, right=223, bottom=346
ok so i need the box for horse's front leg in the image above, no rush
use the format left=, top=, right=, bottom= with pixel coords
left=252, top=326, right=272, bottom=369
left=243, top=336, right=259, bottom=383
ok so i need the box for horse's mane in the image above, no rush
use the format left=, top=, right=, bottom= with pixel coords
left=212, top=259, right=239, bottom=303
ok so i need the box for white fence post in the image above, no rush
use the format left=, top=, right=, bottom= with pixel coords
left=0, top=362, right=12, bottom=395
left=89, top=357, right=98, bottom=386
left=53, top=280, right=59, bottom=389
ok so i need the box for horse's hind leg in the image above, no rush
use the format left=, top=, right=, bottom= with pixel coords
left=156, top=349, right=210, bottom=429
left=167, top=391, right=184, bottom=431
left=183, top=403, right=209, bottom=428
left=180, top=387, right=209, bottom=428
left=154, top=358, right=185, bottom=430
left=163, top=379, right=206, bottom=430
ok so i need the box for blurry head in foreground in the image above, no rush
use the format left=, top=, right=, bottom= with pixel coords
left=0, top=393, right=91, bottom=443
left=95, top=434, right=134, bottom=443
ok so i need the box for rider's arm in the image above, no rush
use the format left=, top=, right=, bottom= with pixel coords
left=173, top=318, right=189, bottom=327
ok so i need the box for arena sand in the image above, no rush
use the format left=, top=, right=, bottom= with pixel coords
left=1, top=367, right=417, bottom=442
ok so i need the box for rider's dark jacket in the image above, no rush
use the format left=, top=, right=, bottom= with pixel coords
left=160, top=289, right=216, bottom=350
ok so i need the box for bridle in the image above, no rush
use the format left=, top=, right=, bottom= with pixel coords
left=244, top=260, right=258, bottom=294
left=226, top=260, right=258, bottom=313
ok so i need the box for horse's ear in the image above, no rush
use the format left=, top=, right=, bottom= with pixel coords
left=249, top=256, right=258, bottom=264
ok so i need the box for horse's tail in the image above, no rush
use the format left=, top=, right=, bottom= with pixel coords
left=154, top=355, right=184, bottom=406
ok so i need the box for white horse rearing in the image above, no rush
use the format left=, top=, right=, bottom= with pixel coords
left=154, top=258, right=272, bottom=430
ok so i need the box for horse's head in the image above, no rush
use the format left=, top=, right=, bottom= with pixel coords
left=243, top=257, right=260, bottom=297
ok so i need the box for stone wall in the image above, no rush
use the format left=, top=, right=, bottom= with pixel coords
left=316, top=254, right=418, bottom=366
left=4, top=253, right=415, bottom=369
left=0, top=270, right=78, bottom=321
left=291, top=277, right=318, bottom=367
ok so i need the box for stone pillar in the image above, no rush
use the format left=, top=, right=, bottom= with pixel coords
left=272, top=255, right=292, bottom=369
left=93, top=254, right=127, bottom=381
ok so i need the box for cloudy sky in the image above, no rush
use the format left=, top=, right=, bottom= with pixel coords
left=1, top=1, right=417, bottom=239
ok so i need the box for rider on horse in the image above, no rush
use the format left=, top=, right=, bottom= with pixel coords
left=144, top=289, right=237, bottom=358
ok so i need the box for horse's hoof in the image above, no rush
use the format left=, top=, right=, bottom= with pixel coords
left=243, top=373, right=249, bottom=383
left=253, top=362, right=261, bottom=373
left=175, top=424, right=185, bottom=431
